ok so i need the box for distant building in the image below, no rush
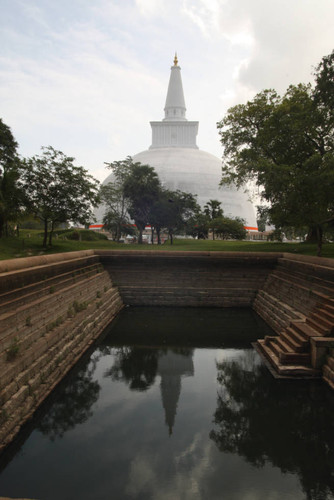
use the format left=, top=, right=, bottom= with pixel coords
left=92, top=55, right=258, bottom=231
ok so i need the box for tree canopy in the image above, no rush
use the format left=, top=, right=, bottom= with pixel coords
left=22, top=146, right=100, bottom=247
left=0, top=118, right=24, bottom=237
left=118, top=158, right=161, bottom=244
left=204, top=199, right=223, bottom=240
left=100, top=158, right=134, bottom=241
left=217, top=50, right=334, bottom=255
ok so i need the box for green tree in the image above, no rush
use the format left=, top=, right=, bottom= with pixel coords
left=211, top=216, right=246, bottom=240
left=217, top=51, right=334, bottom=256
left=149, top=188, right=171, bottom=244
left=186, top=211, right=209, bottom=239
left=122, top=161, right=161, bottom=244
left=204, top=199, right=223, bottom=240
left=0, top=118, right=24, bottom=237
left=102, top=157, right=134, bottom=240
left=160, top=190, right=199, bottom=245
left=22, top=146, right=100, bottom=247
left=100, top=182, right=132, bottom=241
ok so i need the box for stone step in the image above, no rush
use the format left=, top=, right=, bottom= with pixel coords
left=265, top=337, right=283, bottom=358
left=277, top=258, right=334, bottom=283
left=323, top=376, right=334, bottom=391
left=326, top=356, right=334, bottom=371
left=265, top=337, right=310, bottom=364
left=0, top=264, right=101, bottom=315
left=263, top=273, right=328, bottom=308
left=308, top=311, right=334, bottom=332
left=279, top=351, right=311, bottom=365
left=316, top=307, right=334, bottom=324
left=274, top=336, right=295, bottom=353
left=290, top=320, right=322, bottom=338
left=273, top=267, right=334, bottom=294
left=0, top=255, right=99, bottom=294
left=256, top=339, right=320, bottom=377
left=280, top=328, right=309, bottom=352
left=255, top=290, right=305, bottom=321
left=323, top=302, right=334, bottom=316
left=306, top=316, right=332, bottom=335
left=323, top=364, right=334, bottom=384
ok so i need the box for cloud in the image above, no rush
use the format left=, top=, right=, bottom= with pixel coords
left=1, top=0, right=333, bottom=179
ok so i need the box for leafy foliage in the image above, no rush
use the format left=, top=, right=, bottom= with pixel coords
left=123, top=161, right=161, bottom=243
left=101, top=157, right=134, bottom=241
left=217, top=50, right=334, bottom=255
left=150, top=189, right=199, bottom=244
left=0, top=118, right=25, bottom=237
left=22, top=147, right=100, bottom=247
left=211, top=216, right=246, bottom=240
left=204, top=199, right=223, bottom=240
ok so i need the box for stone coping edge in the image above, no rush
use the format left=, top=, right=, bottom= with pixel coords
left=0, top=249, right=333, bottom=274
left=0, top=250, right=95, bottom=274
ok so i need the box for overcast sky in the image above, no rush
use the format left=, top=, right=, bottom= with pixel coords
left=1, top=0, right=333, bottom=182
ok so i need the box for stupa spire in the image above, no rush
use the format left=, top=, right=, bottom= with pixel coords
left=149, top=56, right=199, bottom=149
left=164, top=54, right=186, bottom=121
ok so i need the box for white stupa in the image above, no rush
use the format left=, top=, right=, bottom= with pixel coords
left=92, top=55, right=258, bottom=231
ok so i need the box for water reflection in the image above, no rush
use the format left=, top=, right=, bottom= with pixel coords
left=104, top=346, right=194, bottom=434
left=37, top=358, right=100, bottom=440
left=158, top=349, right=194, bottom=435
left=105, top=347, right=159, bottom=391
left=210, top=350, right=334, bottom=500
left=1, top=307, right=333, bottom=500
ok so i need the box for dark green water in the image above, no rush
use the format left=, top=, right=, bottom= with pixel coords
left=1, top=307, right=334, bottom=500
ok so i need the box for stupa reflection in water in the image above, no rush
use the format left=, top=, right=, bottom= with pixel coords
left=157, top=349, right=194, bottom=435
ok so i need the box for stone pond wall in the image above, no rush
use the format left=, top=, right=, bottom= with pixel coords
left=1, top=249, right=334, bottom=453
left=0, top=251, right=123, bottom=452
left=96, top=250, right=279, bottom=307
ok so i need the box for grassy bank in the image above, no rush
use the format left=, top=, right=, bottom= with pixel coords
left=0, top=230, right=333, bottom=260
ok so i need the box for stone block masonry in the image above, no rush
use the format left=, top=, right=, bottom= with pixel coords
left=97, top=251, right=279, bottom=307
left=0, top=251, right=123, bottom=452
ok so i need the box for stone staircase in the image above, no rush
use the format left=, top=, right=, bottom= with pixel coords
left=255, top=256, right=334, bottom=379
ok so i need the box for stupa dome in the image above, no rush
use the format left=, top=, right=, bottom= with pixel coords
left=92, top=55, right=258, bottom=231
left=131, top=147, right=257, bottom=228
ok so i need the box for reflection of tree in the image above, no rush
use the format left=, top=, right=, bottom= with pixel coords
left=37, top=362, right=100, bottom=440
left=104, top=347, right=159, bottom=391
left=210, top=350, right=334, bottom=499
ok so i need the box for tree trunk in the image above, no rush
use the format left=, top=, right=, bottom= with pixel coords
left=138, top=228, right=143, bottom=244
left=0, top=215, right=4, bottom=238
left=169, top=230, right=173, bottom=245
left=48, top=220, right=55, bottom=246
left=43, top=219, right=48, bottom=248
left=316, top=224, right=323, bottom=257
left=157, top=228, right=161, bottom=245
left=307, top=225, right=323, bottom=256
left=116, top=223, right=121, bottom=242
left=151, top=227, right=155, bottom=244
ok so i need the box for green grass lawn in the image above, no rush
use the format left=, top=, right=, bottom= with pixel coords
left=0, top=230, right=333, bottom=260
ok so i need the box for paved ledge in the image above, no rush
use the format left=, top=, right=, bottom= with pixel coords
left=282, top=252, right=334, bottom=268
left=95, top=249, right=283, bottom=259
left=0, top=250, right=95, bottom=274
